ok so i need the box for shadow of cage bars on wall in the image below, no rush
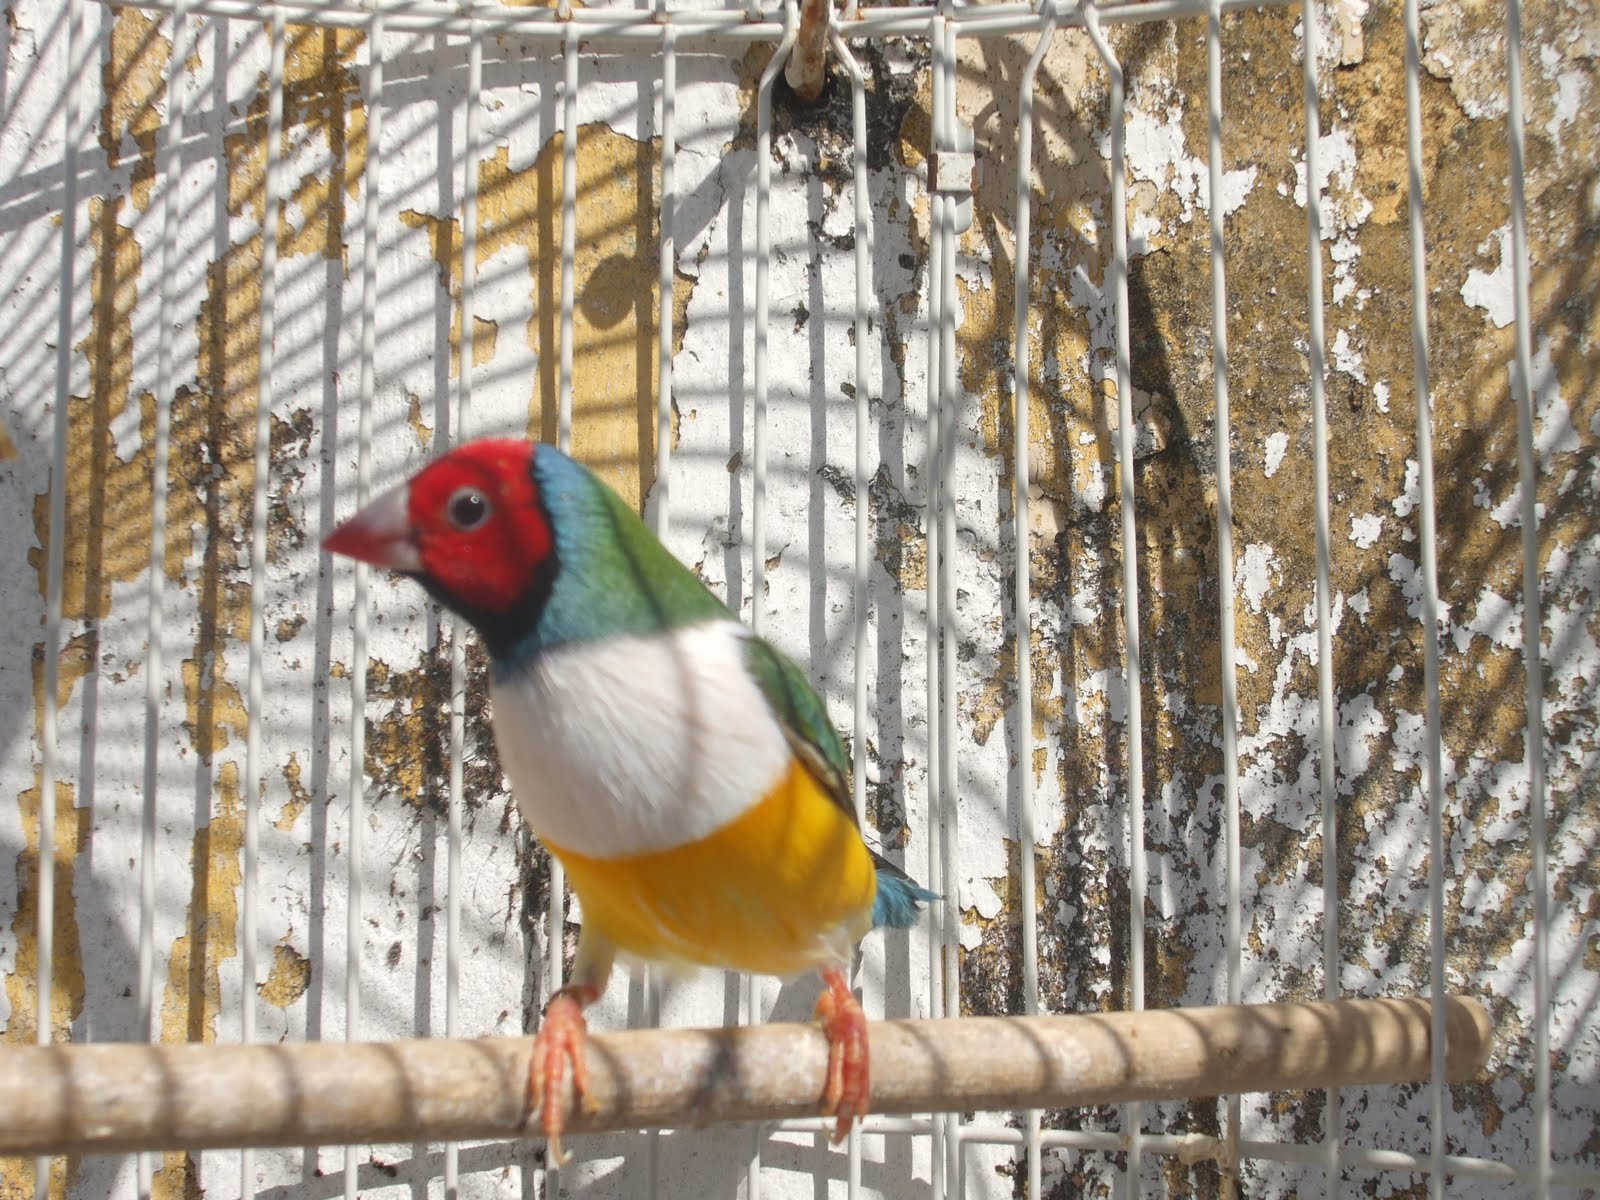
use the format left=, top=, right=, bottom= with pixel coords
left=0, top=0, right=1595, bottom=1196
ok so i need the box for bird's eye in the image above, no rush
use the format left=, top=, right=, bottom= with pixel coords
left=446, top=487, right=491, bottom=531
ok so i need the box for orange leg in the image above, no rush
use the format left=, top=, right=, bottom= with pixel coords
left=528, top=983, right=600, bottom=1164
left=814, top=967, right=870, bottom=1143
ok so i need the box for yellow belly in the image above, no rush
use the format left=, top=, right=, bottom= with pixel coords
left=545, top=757, right=875, bottom=977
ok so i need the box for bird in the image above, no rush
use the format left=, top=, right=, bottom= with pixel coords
left=323, top=436, right=936, bottom=1161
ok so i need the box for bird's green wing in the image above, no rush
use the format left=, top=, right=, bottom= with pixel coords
left=741, top=634, right=859, bottom=828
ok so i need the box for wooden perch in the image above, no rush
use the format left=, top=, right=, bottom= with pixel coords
left=0, top=997, right=1490, bottom=1157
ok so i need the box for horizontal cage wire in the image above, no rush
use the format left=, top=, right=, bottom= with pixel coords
left=0, top=0, right=1594, bottom=1198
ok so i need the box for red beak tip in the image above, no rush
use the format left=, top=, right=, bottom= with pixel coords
left=323, top=524, right=360, bottom=557
left=322, top=486, right=421, bottom=572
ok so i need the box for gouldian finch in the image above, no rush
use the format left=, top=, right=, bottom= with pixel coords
left=325, top=437, right=935, bottom=1158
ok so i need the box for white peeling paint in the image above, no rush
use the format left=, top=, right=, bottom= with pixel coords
left=1264, top=431, right=1289, bottom=478
left=1075, top=457, right=1109, bottom=512
left=1237, top=542, right=1280, bottom=614
left=1329, top=234, right=1362, bottom=307
left=1393, top=457, right=1421, bottom=519
left=1331, top=0, right=1370, bottom=64
left=1526, top=334, right=1582, bottom=463
left=1119, top=104, right=1258, bottom=226
left=1539, top=42, right=1589, bottom=158
left=1292, top=125, right=1372, bottom=234
left=1349, top=512, right=1383, bottom=548
left=1452, top=588, right=1522, bottom=653
left=1336, top=692, right=1389, bottom=794
left=1386, top=551, right=1452, bottom=625
left=1419, top=1, right=1510, bottom=119
left=1129, top=206, right=1163, bottom=255
left=1462, top=226, right=1515, bottom=328
left=1331, top=326, right=1366, bottom=382
left=1473, top=473, right=1544, bottom=529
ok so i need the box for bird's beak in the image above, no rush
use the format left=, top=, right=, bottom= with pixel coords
left=324, top=482, right=424, bottom=573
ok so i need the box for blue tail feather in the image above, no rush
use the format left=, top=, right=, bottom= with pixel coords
left=871, top=862, right=940, bottom=931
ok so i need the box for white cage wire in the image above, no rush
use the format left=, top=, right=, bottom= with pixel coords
left=0, top=0, right=1595, bottom=1197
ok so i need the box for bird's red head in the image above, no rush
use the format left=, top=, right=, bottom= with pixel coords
left=324, top=438, right=555, bottom=618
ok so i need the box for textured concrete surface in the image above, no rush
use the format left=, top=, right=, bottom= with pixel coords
left=0, top=0, right=1594, bottom=1196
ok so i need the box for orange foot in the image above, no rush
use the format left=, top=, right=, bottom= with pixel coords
left=814, top=967, right=870, bottom=1143
left=528, top=983, right=600, bottom=1164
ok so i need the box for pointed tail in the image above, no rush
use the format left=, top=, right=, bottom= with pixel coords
left=870, top=852, right=940, bottom=930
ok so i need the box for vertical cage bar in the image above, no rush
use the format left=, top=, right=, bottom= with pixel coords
left=828, top=24, right=875, bottom=1197
left=1296, top=8, right=1343, bottom=1198
left=343, top=11, right=384, bottom=1200
left=446, top=21, right=484, bottom=1199
left=928, top=5, right=946, bottom=967
left=753, top=9, right=793, bottom=637
left=827, top=24, right=872, bottom=868
left=645, top=22, right=676, bottom=1200
left=37, top=3, right=87, bottom=1197
left=543, top=31, right=578, bottom=1170
left=922, top=24, right=944, bottom=1030
left=1399, top=0, right=1449, bottom=1193
left=748, top=11, right=798, bottom=1194
left=544, top=47, right=577, bottom=1178
left=558, top=22, right=579, bottom=458
left=930, top=11, right=963, bottom=1195
left=1203, top=0, right=1246, bottom=1190
left=244, top=11, right=288, bottom=1195
left=140, top=4, right=192, bottom=1196
left=655, top=25, right=676, bottom=543
left=1083, top=9, right=1145, bottom=1194
left=1502, top=0, right=1549, bottom=1193
left=935, top=11, right=961, bottom=1041
left=923, top=16, right=947, bottom=1193
left=1013, top=16, right=1057, bottom=1199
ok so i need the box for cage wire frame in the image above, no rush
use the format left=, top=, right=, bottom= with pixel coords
left=10, top=0, right=1590, bottom=1196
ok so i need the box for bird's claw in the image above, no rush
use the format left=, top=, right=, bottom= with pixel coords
left=815, top=968, right=870, bottom=1144
left=528, top=984, right=599, bottom=1165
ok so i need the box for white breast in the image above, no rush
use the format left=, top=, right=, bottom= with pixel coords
left=489, top=620, right=793, bottom=859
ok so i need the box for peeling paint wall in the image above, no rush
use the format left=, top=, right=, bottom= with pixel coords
left=0, top=2, right=1594, bottom=1198
left=942, top=3, right=1599, bottom=1193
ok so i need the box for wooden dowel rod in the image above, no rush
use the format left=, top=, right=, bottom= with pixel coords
left=0, top=996, right=1490, bottom=1157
